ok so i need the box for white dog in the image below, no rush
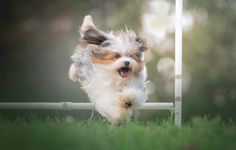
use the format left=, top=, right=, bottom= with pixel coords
left=69, top=15, right=148, bottom=124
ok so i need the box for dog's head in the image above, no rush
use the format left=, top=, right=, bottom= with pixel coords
left=80, top=15, right=148, bottom=80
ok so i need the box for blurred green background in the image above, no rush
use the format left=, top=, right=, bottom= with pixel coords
left=0, top=0, right=236, bottom=122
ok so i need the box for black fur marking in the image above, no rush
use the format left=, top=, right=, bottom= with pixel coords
left=125, top=101, right=132, bottom=108
left=135, top=37, right=148, bottom=51
left=101, top=41, right=111, bottom=47
left=83, top=28, right=107, bottom=45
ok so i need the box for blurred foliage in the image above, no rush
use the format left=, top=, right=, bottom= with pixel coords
left=0, top=0, right=236, bottom=122
left=0, top=0, right=143, bottom=102
left=183, top=0, right=236, bottom=121
left=143, top=0, right=236, bottom=122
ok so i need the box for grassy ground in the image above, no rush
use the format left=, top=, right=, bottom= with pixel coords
left=0, top=117, right=235, bottom=150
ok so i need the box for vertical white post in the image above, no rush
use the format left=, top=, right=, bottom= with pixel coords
left=175, top=0, right=183, bottom=126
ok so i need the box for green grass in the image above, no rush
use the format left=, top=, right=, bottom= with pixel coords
left=0, top=117, right=235, bottom=150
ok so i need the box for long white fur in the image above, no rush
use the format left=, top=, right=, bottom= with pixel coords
left=69, top=15, right=148, bottom=124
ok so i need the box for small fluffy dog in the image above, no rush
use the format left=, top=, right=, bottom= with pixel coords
left=69, top=15, right=148, bottom=124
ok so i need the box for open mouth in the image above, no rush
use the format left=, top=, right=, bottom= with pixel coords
left=118, top=67, right=130, bottom=78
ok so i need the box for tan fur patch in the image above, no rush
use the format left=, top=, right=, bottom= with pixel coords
left=91, top=52, right=118, bottom=64
left=130, top=53, right=142, bottom=63
left=129, top=53, right=144, bottom=75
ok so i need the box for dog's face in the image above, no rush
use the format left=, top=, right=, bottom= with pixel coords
left=79, top=17, right=147, bottom=81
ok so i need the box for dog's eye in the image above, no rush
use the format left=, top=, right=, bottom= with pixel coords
left=115, top=54, right=121, bottom=59
left=130, top=54, right=141, bottom=62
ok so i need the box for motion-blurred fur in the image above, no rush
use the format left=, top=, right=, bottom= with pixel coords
left=69, top=15, right=148, bottom=124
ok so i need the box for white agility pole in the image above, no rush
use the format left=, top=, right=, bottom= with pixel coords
left=0, top=0, right=183, bottom=126
left=175, top=0, right=183, bottom=126
left=0, top=102, right=173, bottom=111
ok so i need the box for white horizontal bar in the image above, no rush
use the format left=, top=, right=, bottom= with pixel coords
left=138, top=103, right=173, bottom=110
left=0, top=102, right=173, bottom=111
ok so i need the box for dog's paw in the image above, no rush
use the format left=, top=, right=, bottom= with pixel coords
left=68, top=64, right=80, bottom=82
left=119, top=88, right=146, bottom=109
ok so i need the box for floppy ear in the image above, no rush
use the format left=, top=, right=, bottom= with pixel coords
left=80, top=15, right=97, bottom=37
left=80, top=15, right=107, bottom=45
left=135, top=37, right=148, bottom=52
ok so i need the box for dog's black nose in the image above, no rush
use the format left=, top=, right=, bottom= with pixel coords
left=124, top=61, right=130, bottom=66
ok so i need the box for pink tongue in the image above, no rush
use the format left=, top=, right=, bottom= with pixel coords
left=121, top=71, right=129, bottom=78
